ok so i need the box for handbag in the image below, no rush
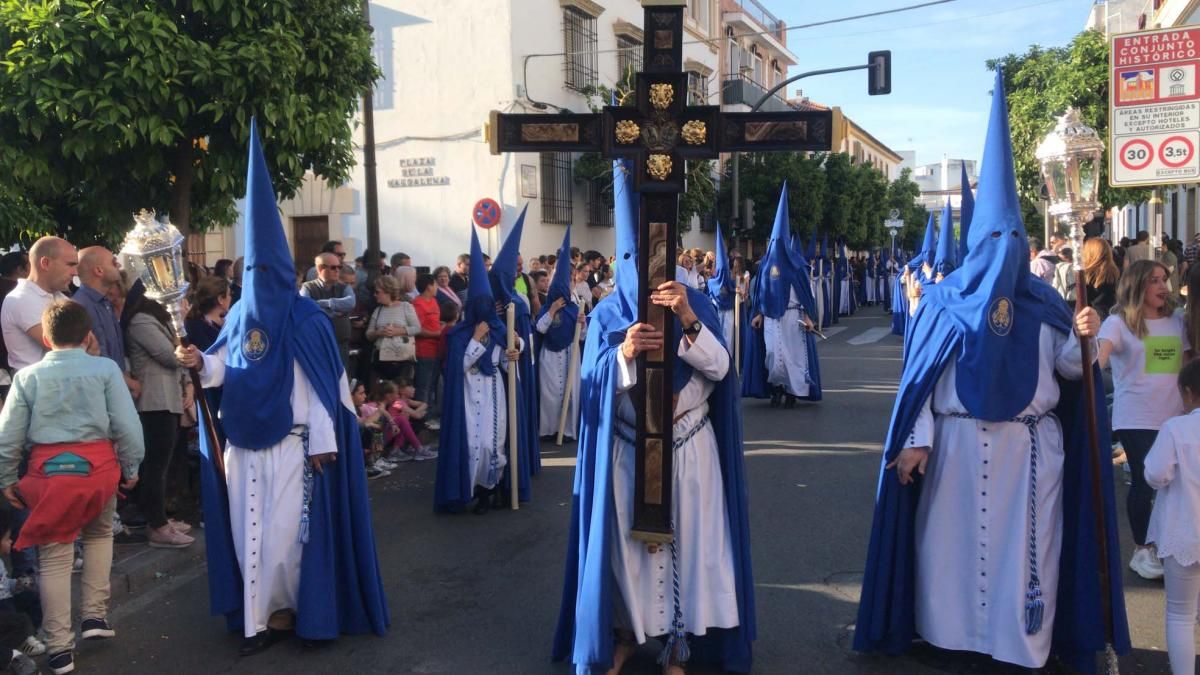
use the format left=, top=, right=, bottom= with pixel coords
left=371, top=307, right=416, bottom=362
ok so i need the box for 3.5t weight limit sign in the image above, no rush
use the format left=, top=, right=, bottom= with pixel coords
left=1115, top=131, right=1199, bottom=183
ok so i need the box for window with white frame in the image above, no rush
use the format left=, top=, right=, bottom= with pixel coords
left=617, top=34, right=642, bottom=84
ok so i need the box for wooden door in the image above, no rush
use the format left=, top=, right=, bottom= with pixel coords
left=291, top=216, right=330, bottom=272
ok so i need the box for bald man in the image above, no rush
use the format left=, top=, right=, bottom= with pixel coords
left=1, top=237, right=79, bottom=371
left=75, top=247, right=140, bottom=398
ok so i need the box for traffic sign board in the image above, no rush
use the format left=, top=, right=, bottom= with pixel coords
left=1111, top=26, right=1200, bottom=187
left=472, top=198, right=501, bottom=229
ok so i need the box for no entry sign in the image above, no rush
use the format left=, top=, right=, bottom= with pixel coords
left=472, top=198, right=501, bottom=229
left=1111, top=27, right=1200, bottom=186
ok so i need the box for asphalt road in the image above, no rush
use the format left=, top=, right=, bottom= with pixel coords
left=79, top=311, right=1177, bottom=674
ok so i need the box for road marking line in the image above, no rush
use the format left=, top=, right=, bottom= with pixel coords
left=847, top=327, right=892, bottom=345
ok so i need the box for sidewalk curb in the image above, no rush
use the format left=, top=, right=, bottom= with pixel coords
left=110, top=529, right=207, bottom=607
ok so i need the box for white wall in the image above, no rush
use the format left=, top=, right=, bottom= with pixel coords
left=338, top=0, right=721, bottom=270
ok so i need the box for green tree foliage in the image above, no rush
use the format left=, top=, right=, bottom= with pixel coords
left=718, top=151, right=906, bottom=250
left=885, top=168, right=929, bottom=251
left=0, top=0, right=378, bottom=245
left=989, top=30, right=1149, bottom=232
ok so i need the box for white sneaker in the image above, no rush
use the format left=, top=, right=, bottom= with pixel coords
left=1129, top=547, right=1164, bottom=580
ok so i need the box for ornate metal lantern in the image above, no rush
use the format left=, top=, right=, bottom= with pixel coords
left=120, top=209, right=190, bottom=339
left=1035, top=108, right=1105, bottom=240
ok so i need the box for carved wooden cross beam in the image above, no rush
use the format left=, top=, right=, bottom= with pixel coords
left=488, top=0, right=832, bottom=542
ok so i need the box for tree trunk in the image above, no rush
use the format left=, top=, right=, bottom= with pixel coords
left=169, top=138, right=195, bottom=236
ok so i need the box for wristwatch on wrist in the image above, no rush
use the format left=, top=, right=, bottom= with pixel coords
left=683, top=320, right=702, bottom=337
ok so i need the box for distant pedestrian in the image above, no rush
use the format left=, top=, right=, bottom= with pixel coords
left=0, top=300, right=144, bottom=675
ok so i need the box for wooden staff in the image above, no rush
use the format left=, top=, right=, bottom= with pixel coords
left=168, top=313, right=224, bottom=482
left=1072, top=255, right=1120, bottom=674
left=506, top=302, right=519, bottom=511
left=555, top=317, right=583, bottom=445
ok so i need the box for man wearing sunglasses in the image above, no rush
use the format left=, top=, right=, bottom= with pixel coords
left=300, top=252, right=354, bottom=371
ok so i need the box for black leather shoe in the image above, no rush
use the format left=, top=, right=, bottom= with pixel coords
left=472, top=494, right=491, bottom=515
left=784, top=395, right=797, bottom=409
left=239, top=628, right=288, bottom=657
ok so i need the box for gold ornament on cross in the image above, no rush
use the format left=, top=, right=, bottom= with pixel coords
left=647, top=154, right=672, bottom=180
left=615, top=120, right=641, bottom=144
left=648, top=84, right=674, bottom=110
left=681, top=120, right=706, bottom=145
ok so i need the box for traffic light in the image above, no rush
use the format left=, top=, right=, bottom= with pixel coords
left=868, top=51, right=891, bottom=96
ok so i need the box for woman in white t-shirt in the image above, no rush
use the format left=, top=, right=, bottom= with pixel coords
left=1144, top=360, right=1200, bottom=675
left=1099, top=259, right=1194, bottom=581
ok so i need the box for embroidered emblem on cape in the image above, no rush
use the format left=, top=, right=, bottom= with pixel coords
left=243, top=328, right=270, bottom=361
left=989, top=297, right=1013, bottom=336
left=770, top=265, right=780, bottom=279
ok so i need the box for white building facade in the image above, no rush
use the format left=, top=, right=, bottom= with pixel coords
left=330, top=0, right=725, bottom=267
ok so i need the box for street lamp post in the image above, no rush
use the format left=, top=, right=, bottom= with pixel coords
left=1035, top=108, right=1120, bottom=675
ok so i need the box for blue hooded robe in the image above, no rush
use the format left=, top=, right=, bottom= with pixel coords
left=958, top=162, right=975, bottom=264
left=535, top=227, right=581, bottom=439
left=932, top=200, right=957, bottom=279
left=552, top=160, right=756, bottom=673
left=853, top=70, right=1130, bottom=673
left=434, top=228, right=514, bottom=512
left=199, top=119, right=388, bottom=640
left=743, top=186, right=821, bottom=402
left=820, top=235, right=834, bottom=328
left=490, top=205, right=540, bottom=490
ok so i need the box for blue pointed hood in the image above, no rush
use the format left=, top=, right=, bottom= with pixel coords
left=456, top=227, right=507, bottom=374
left=806, top=229, right=817, bottom=261
left=209, top=117, right=300, bottom=449
left=916, top=67, right=1068, bottom=420
left=536, top=225, right=579, bottom=353
left=910, top=212, right=937, bottom=270
left=546, top=226, right=573, bottom=305
left=754, top=184, right=815, bottom=320
left=707, top=221, right=736, bottom=311
left=933, top=200, right=957, bottom=276
left=611, top=158, right=639, bottom=323
left=489, top=204, right=528, bottom=306
left=958, top=162, right=975, bottom=262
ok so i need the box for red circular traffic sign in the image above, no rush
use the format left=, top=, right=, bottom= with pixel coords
left=472, top=198, right=501, bottom=229
left=1158, top=135, right=1194, bottom=168
left=1119, top=139, right=1154, bottom=171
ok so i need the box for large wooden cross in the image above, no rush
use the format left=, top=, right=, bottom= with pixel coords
left=488, top=0, right=831, bottom=543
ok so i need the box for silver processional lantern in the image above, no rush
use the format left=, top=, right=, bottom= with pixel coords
left=119, top=209, right=190, bottom=340
left=1034, top=108, right=1105, bottom=263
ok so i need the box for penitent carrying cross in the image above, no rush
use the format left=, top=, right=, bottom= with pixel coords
left=487, top=0, right=832, bottom=543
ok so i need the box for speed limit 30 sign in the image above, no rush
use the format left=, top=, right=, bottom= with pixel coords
left=1111, top=26, right=1200, bottom=187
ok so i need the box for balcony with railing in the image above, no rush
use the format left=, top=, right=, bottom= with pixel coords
left=733, top=0, right=787, bottom=43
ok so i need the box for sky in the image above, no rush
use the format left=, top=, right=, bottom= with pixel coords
left=771, top=0, right=1086, bottom=169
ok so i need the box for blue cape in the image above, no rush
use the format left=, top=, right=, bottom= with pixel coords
left=551, top=289, right=755, bottom=674
left=489, top=206, right=541, bottom=481
left=435, top=228, right=529, bottom=510
left=553, top=159, right=755, bottom=672
left=854, top=68, right=1129, bottom=671
left=199, top=120, right=388, bottom=638
left=742, top=186, right=821, bottom=401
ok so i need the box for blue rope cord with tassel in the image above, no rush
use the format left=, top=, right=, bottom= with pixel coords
left=656, top=520, right=690, bottom=668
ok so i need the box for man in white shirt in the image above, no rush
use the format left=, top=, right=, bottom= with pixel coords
left=1, top=237, right=77, bottom=372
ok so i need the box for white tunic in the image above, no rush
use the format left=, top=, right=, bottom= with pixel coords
left=907, top=326, right=1086, bottom=668
left=866, top=273, right=877, bottom=304
left=762, top=288, right=811, bottom=398
left=718, top=308, right=736, bottom=353
left=610, top=328, right=739, bottom=643
left=535, top=311, right=580, bottom=439
left=811, top=268, right=825, bottom=328
left=462, top=338, right=518, bottom=490
left=839, top=278, right=852, bottom=315
left=199, top=349, right=345, bottom=638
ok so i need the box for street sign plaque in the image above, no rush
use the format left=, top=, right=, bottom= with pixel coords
left=1110, top=26, right=1200, bottom=187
